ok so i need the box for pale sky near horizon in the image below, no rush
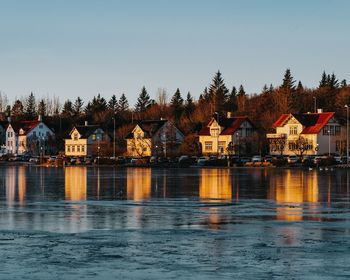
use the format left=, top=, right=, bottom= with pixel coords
left=0, top=0, right=349, bottom=106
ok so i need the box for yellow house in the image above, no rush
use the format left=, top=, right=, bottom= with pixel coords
left=198, top=114, right=257, bottom=156
left=65, top=123, right=109, bottom=157
left=125, top=119, right=184, bottom=157
left=267, top=110, right=345, bottom=156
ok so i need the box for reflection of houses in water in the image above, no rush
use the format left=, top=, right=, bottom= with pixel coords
left=65, top=166, right=87, bottom=201
left=5, top=166, right=26, bottom=207
left=199, top=169, right=232, bottom=202
left=127, top=168, right=151, bottom=201
left=268, top=170, right=318, bottom=221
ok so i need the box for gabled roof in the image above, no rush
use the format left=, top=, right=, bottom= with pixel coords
left=7, top=120, right=41, bottom=135
left=272, top=112, right=335, bottom=134
left=72, top=125, right=101, bottom=138
left=125, top=119, right=168, bottom=139
left=198, top=116, right=254, bottom=136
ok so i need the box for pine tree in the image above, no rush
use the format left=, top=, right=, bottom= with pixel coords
left=328, top=73, right=339, bottom=89
left=73, top=97, right=84, bottom=117
left=108, top=94, right=118, bottom=113
left=319, top=71, right=328, bottom=88
left=262, top=84, right=268, bottom=94
left=296, top=81, right=303, bottom=92
left=281, top=68, right=295, bottom=91
left=208, top=71, right=229, bottom=112
left=341, top=79, right=347, bottom=88
left=135, top=86, right=152, bottom=112
left=225, top=86, right=238, bottom=112
left=62, top=100, right=74, bottom=117
left=11, top=100, right=24, bottom=119
left=118, top=94, right=129, bottom=112
left=170, top=88, right=184, bottom=122
left=37, top=99, right=47, bottom=117
left=268, top=84, right=274, bottom=94
left=238, top=85, right=246, bottom=96
left=25, top=92, right=36, bottom=119
left=184, top=92, right=195, bottom=115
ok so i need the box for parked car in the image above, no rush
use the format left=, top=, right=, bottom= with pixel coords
left=29, top=156, right=39, bottom=163
left=287, top=155, right=299, bottom=164
left=240, top=157, right=251, bottom=163
left=251, top=155, right=262, bottom=162
left=197, top=156, right=209, bottom=166
left=264, top=155, right=273, bottom=162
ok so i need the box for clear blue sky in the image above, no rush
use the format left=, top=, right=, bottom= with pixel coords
left=0, top=0, right=349, bottom=106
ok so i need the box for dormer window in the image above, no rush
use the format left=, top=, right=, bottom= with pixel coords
left=73, top=133, right=79, bottom=140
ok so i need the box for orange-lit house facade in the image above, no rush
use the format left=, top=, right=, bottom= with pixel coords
left=267, top=110, right=345, bottom=156
left=198, top=115, right=258, bottom=156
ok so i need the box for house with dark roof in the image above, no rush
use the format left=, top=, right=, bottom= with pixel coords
left=198, top=113, right=257, bottom=156
left=125, top=119, right=184, bottom=157
left=5, top=115, right=55, bottom=155
left=267, top=109, right=345, bottom=156
left=65, top=122, right=110, bottom=157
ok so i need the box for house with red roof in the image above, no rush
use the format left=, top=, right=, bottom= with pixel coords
left=198, top=113, right=258, bottom=156
left=5, top=115, right=55, bottom=155
left=267, top=109, right=345, bottom=156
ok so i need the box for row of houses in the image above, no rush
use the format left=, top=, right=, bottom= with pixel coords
left=0, top=109, right=346, bottom=158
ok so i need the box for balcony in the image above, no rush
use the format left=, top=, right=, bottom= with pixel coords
left=266, top=133, right=287, bottom=139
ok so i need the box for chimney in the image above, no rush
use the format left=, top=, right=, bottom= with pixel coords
left=38, top=115, right=42, bottom=122
left=227, top=112, right=232, bottom=118
left=317, top=108, right=323, bottom=113
left=85, top=121, right=88, bottom=126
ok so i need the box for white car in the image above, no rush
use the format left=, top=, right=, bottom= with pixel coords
left=287, top=155, right=298, bottom=164
left=197, top=156, right=209, bottom=166
left=251, top=155, right=262, bottom=162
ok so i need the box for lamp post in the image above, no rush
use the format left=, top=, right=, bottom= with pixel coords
left=214, top=112, right=220, bottom=155
left=328, top=129, right=331, bottom=157
left=345, top=105, right=349, bottom=164
left=236, top=132, right=240, bottom=158
left=112, top=116, right=116, bottom=159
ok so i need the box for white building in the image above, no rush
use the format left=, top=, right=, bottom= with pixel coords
left=5, top=116, right=55, bottom=155
left=267, top=110, right=345, bottom=156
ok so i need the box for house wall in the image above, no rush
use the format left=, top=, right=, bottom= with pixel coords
left=269, top=116, right=344, bottom=156
left=199, top=120, right=256, bottom=155
left=126, top=138, right=152, bottom=157
left=5, top=125, right=17, bottom=154
left=65, top=128, right=88, bottom=157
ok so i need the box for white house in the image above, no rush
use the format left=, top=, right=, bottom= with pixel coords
left=5, top=116, right=55, bottom=155
left=267, top=110, right=345, bottom=156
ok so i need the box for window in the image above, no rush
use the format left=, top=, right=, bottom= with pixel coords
left=289, top=126, right=298, bottom=135
left=218, top=141, right=226, bottom=153
left=82, top=145, right=85, bottom=152
left=72, top=146, right=75, bottom=152
left=323, top=125, right=329, bottom=135
left=210, top=128, right=220, bottom=137
left=77, top=146, right=80, bottom=152
left=67, top=146, right=70, bottom=152
left=205, top=141, right=213, bottom=151
left=74, top=133, right=78, bottom=140
left=335, top=126, right=341, bottom=136
left=33, top=131, right=36, bottom=137
left=92, top=134, right=96, bottom=141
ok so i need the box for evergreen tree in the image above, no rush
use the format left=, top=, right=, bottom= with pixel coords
left=319, top=71, right=328, bottom=88
left=208, top=71, right=229, bottom=112
left=238, top=85, right=246, bottom=96
left=108, top=94, right=118, bottom=113
left=225, top=86, right=238, bottom=112
left=296, top=81, right=304, bottom=92
left=62, top=100, right=74, bottom=117
left=328, top=73, right=339, bottom=89
left=91, top=93, right=107, bottom=112
left=170, top=88, right=184, bottom=122
left=341, top=79, right=347, bottom=88
left=184, top=92, right=195, bottom=115
left=37, top=99, right=47, bottom=117
left=135, top=86, right=152, bottom=112
left=11, top=100, right=24, bottom=119
left=262, top=84, right=268, bottom=94
left=73, top=97, right=84, bottom=117
left=25, top=92, right=36, bottom=119
left=268, top=84, right=274, bottom=93
left=118, top=94, right=129, bottom=112
left=281, top=68, right=295, bottom=91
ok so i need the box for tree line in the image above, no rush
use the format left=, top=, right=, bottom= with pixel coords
left=1, top=69, right=349, bottom=155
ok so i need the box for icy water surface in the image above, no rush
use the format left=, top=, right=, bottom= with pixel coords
left=0, top=166, right=350, bottom=279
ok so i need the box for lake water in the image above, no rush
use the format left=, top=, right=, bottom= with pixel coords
left=0, top=165, right=350, bottom=279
